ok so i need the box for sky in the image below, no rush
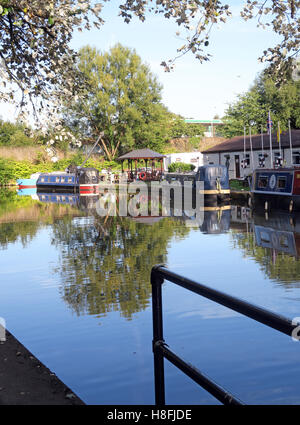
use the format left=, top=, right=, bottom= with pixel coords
left=0, top=1, right=281, bottom=122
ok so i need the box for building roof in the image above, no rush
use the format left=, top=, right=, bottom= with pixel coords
left=117, top=148, right=165, bottom=160
left=202, top=129, right=300, bottom=154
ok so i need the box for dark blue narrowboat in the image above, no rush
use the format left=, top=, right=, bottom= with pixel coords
left=251, top=167, right=300, bottom=211
left=194, top=164, right=230, bottom=202
left=36, top=167, right=100, bottom=194
left=165, top=164, right=230, bottom=203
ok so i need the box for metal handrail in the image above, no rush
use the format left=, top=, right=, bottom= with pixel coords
left=151, top=264, right=298, bottom=405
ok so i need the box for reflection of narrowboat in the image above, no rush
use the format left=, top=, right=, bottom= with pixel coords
left=253, top=211, right=300, bottom=258
left=199, top=205, right=231, bottom=234
left=254, top=225, right=297, bottom=257
left=17, top=187, right=37, bottom=197
left=37, top=192, right=80, bottom=205
left=36, top=191, right=100, bottom=213
left=36, top=167, right=100, bottom=194
left=251, top=168, right=300, bottom=211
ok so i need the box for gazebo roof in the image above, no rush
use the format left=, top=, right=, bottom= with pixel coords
left=117, top=148, right=165, bottom=160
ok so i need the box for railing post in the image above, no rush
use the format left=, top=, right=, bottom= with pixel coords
left=151, top=265, right=165, bottom=406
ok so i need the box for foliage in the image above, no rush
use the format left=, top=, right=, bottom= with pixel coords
left=229, top=179, right=249, bottom=191
left=168, top=162, right=195, bottom=173
left=52, top=215, right=190, bottom=319
left=220, top=73, right=300, bottom=138
left=0, top=119, right=37, bottom=146
left=0, top=155, right=121, bottom=185
left=167, top=116, right=204, bottom=139
left=188, top=136, right=202, bottom=150
left=63, top=44, right=171, bottom=160
left=0, top=1, right=299, bottom=122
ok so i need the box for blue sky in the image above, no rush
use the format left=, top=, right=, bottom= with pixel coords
left=0, top=1, right=281, bottom=122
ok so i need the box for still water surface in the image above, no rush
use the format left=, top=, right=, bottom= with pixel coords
left=1, top=190, right=300, bottom=404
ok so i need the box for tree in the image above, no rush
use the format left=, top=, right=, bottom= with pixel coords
left=220, top=72, right=300, bottom=138
left=167, top=115, right=204, bottom=139
left=63, top=43, right=171, bottom=159
left=0, top=1, right=299, bottom=119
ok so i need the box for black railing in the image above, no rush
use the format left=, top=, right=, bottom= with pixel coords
left=151, top=264, right=298, bottom=405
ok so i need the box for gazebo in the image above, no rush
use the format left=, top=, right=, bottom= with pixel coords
left=117, top=148, right=165, bottom=181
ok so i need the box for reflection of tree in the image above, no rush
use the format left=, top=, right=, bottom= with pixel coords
left=52, top=215, right=190, bottom=319
left=0, top=189, right=82, bottom=249
left=230, top=229, right=300, bottom=286
left=0, top=221, right=40, bottom=249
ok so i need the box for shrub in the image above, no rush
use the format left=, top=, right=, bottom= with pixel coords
left=168, top=162, right=195, bottom=172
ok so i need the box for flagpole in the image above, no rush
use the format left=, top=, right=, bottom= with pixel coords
left=243, top=126, right=246, bottom=177
left=261, top=125, right=264, bottom=156
left=249, top=125, right=254, bottom=173
left=278, top=121, right=282, bottom=162
left=268, top=110, right=273, bottom=168
left=289, top=119, right=293, bottom=166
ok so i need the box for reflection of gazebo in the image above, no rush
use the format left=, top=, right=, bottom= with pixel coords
left=117, top=148, right=165, bottom=181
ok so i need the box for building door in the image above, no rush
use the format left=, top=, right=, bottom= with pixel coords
left=235, top=155, right=240, bottom=178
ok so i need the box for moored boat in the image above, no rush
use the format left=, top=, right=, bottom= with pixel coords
left=165, top=164, right=230, bottom=203
left=36, top=167, right=100, bottom=194
left=251, top=167, right=300, bottom=211
left=17, top=173, right=40, bottom=189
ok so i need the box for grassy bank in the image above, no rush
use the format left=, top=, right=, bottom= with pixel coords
left=0, top=154, right=121, bottom=186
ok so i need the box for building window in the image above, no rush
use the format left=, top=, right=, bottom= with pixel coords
left=241, top=154, right=250, bottom=168
left=293, top=151, right=300, bottom=165
left=274, top=152, right=283, bottom=168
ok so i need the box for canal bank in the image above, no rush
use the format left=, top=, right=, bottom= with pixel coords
left=0, top=329, right=84, bottom=405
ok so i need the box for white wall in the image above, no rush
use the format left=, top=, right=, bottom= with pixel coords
left=203, top=148, right=295, bottom=179
left=164, top=152, right=203, bottom=171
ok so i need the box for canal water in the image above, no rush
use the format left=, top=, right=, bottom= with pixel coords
left=1, top=189, right=300, bottom=404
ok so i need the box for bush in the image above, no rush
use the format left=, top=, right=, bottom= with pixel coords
left=0, top=159, right=15, bottom=185
left=168, top=162, right=195, bottom=172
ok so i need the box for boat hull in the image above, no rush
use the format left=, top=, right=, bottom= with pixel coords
left=17, top=178, right=37, bottom=189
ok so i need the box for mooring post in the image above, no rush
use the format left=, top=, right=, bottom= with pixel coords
left=151, top=265, right=165, bottom=406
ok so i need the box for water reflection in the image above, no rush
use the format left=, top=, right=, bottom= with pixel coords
left=230, top=206, right=300, bottom=286
left=4, top=188, right=300, bottom=310
left=199, top=205, right=231, bottom=234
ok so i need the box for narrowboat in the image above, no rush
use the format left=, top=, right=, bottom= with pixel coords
left=17, top=173, right=40, bottom=189
left=195, top=164, right=230, bottom=202
left=36, top=167, right=100, bottom=194
left=165, top=164, right=230, bottom=203
left=251, top=167, right=300, bottom=211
